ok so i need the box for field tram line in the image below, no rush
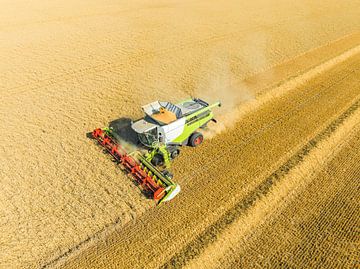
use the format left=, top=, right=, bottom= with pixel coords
left=160, top=97, right=360, bottom=269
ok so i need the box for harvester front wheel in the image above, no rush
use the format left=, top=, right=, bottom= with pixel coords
left=170, top=149, right=180, bottom=159
left=151, top=154, right=164, bottom=166
left=189, top=132, right=203, bottom=147
left=162, top=170, right=174, bottom=179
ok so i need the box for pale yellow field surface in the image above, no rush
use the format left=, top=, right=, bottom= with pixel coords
left=0, top=0, right=359, bottom=268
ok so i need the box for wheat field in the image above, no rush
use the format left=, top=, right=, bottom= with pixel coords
left=1, top=0, right=359, bottom=268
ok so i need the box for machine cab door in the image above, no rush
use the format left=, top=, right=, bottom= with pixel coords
left=138, top=127, right=159, bottom=147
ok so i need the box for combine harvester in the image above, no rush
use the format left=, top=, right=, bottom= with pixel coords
left=92, top=98, right=221, bottom=204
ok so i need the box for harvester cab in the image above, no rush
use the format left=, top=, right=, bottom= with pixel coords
left=91, top=97, right=220, bottom=204
left=131, top=98, right=221, bottom=167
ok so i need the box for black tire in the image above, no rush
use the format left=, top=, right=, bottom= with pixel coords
left=151, top=154, right=164, bottom=166
left=189, top=132, right=204, bottom=147
left=162, top=170, right=174, bottom=179
left=170, top=149, right=180, bottom=159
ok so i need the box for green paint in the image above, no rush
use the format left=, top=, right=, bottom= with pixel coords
left=172, top=101, right=220, bottom=143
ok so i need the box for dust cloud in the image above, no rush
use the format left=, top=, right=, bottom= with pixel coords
left=195, top=33, right=270, bottom=138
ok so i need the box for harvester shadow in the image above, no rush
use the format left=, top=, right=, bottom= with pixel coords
left=108, top=117, right=139, bottom=146
left=86, top=118, right=139, bottom=146
left=86, top=118, right=154, bottom=200
left=108, top=118, right=151, bottom=199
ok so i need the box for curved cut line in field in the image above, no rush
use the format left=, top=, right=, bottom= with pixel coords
left=160, top=96, right=360, bottom=268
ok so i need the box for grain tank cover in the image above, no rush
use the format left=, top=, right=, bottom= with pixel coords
left=176, top=98, right=208, bottom=116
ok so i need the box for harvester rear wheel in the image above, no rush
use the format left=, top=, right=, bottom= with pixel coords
left=189, top=132, right=203, bottom=147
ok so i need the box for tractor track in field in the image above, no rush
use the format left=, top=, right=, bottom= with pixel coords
left=161, top=96, right=360, bottom=268
left=55, top=45, right=360, bottom=269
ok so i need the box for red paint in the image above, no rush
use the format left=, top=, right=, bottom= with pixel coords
left=92, top=128, right=165, bottom=201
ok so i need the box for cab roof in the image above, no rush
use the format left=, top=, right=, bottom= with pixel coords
left=131, top=118, right=157, bottom=133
